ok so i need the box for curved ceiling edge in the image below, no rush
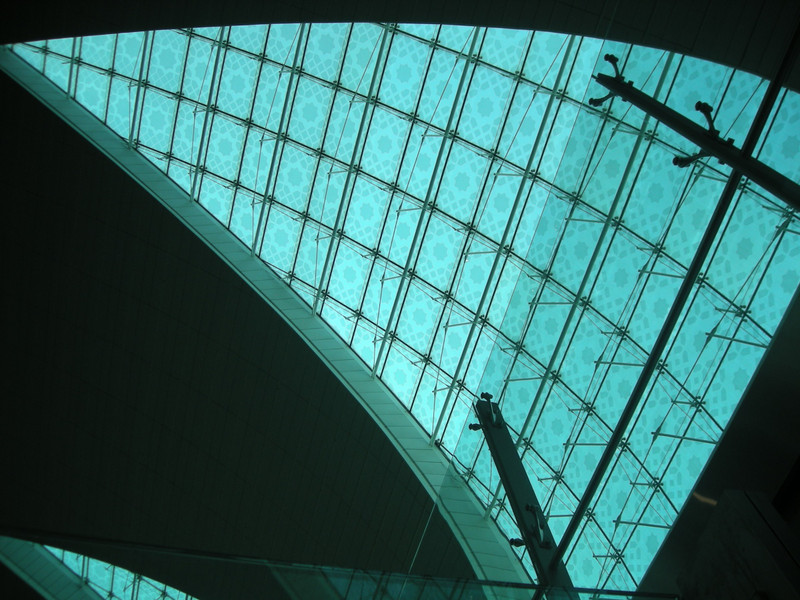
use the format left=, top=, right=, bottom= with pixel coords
left=0, top=49, right=531, bottom=585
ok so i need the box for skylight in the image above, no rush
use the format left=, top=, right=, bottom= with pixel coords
left=9, top=23, right=800, bottom=591
left=45, top=545, right=193, bottom=599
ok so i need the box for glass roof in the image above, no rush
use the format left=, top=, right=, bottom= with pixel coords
left=10, top=24, right=800, bottom=591
left=44, top=545, right=193, bottom=599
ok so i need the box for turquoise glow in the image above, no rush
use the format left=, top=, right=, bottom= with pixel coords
left=44, top=546, right=193, bottom=599
left=12, top=24, right=800, bottom=590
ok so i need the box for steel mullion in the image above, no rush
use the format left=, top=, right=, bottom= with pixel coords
left=444, top=34, right=580, bottom=453
left=638, top=207, right=791, bottom=520
left=287, top=24, right=354, bottom=279
left=602, top=434, right=698, bottom=583
left=310, top=25, right=393, bottom=314
left=188, top=26, right=227, bottom=204
left=193, top=31, right=233, bottom=207
left=576, top=404, right=671, bottom=520
left=478, top=44, right=610, bottom=432
left=132, top=31, right=156, bottom=148
left=164, top=30, right=193, bottom=173
left=689, top=223, right=788, bottom=398
left=252, top=23, right=308, bottom=254
left=348, top=267, right=647, bottom=435
left=371, top=27, right=484, bottom=381
left=600, top=487, right=669, bottom=590
left=102, top=35, right=119, bottom=124
left=226, top=33, right=273, bottom=229
left=371, top=23, right=484, bottom=363
left=353, top=28, right=454, bottom=363
left=432, top=41, right=578, bottom=443
left=550, top=141, right=671, bottom=489
left=485, top=57, right=675, bottom=515
left=312, top=26, right=404, bottom=322
left=605, top=191, right=729, bottom=447
left=41, top=40, right=48, bottom=80
left=411, top=32, right=536, bottom=412
left=66, top=37, right=77, bottom=98
left=514, top=53, right=675, bottom=447
left=349, top=34, right=439, bottom=349
left=432, top=200, right=541, bottom=430
left=200, top=96, right=739, bottom=279
left=127, top=31, right=151, bottom=147
left=534, top=169, right=683, bottom=522
left=258, top=29, right=320, bottom=256
left=549, top=25, right=797, bottom=568
left=73, top=38, right=84, bottom=99
left=491, top=190, right=587, bottom=421
left=560, top=400, right=679, bottom=525
left=374, top=135, right=474, bottom=385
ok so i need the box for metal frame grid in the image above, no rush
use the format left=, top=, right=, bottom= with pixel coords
left=45, top=546, right=192, bottom=600
left=10, top=23, right=800, bottom=591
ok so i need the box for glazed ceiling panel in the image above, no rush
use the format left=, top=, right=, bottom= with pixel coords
left=10, top=23, right=800, bottom=590
left=47, top=546, right=192, bottom=600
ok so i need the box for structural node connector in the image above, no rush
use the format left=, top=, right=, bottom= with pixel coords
left=588, top=54, right=632, bottom=107
left=673, top=100, right=735, bottom=168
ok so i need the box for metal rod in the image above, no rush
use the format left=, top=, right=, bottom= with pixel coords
left=127, top=31, right=151, bottom=148
left=188, top=28, right=225, bottom=203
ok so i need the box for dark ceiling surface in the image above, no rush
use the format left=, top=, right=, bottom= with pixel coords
left=4, top=0, right=800, bottom=91
left=0, top=70, right=476, bottom=599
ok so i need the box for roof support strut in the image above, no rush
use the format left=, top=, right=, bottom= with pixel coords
left=472, top=398, right=578, bottom=600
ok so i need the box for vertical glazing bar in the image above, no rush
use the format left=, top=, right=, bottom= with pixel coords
left=483, top=51, right=676, bottom=515
left=66, top=37, right=77, bottom=98
left=128, top=31, right=150, bottom=148
left=102, top=35, right=119, bottom=125
left=431, top=35, right=578, bottom=442
left=371, top=27, right=482, bottom=376
left=252, top=24, right=307, bottom=254
left=189, top=27, right=226, bottom=204
left=288, top=25, right=354, bottom=274
left=311, top=25, right=393, bottom=315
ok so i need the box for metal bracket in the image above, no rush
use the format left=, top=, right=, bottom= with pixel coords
left=673, top=101, right=735, bottom=167
left=588, top=54, right=632, bottom=107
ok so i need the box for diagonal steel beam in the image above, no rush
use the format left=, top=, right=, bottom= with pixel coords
left=473, top=399, right=578, bottom=600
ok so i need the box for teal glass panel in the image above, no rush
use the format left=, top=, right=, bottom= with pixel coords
left=756, top=87, right=800, bottom=184
left=75, top=64, right=109, bottom=120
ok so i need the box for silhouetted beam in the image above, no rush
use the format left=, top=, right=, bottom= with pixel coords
left=594, top=72, right=800, bottom=212
left=473, top=400, right=577, bottom=600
